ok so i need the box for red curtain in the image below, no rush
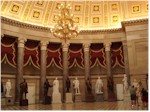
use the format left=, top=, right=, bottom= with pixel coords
left=68, top=44, right=84, bottom=69
left=111, top=42, right=125, bottom=68
left=90, top=43, right=106, bottom=68
left=24, top=40, right=40, bottom=69
left=1, top=36, right=17, bottom=68
left=47, top=43, right=62, bottom=69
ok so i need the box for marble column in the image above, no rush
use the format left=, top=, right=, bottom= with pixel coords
left=104, top=42, right=116, bottom=101
left=83, top=43, right=90, bottom=80
left=104, top=43, right=112, bottom=77
left=40, top=41, right=48, bottom=103
left=62, top=43, right=69, bottom=102
left=16, top=37, right=26, bottom=103
left=122, top=41, right=131, bottom=85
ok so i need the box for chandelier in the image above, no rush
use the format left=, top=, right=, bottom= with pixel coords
left=51, top=2, right=80, bottom=42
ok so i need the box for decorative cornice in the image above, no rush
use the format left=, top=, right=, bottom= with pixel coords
left=1, top=16, right=51, bottom=32
left=1, top=16, right=148, bottom=34
left=121, top=18, right=148, bottom=27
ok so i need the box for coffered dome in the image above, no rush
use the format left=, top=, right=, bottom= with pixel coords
left=1, top=1, right=148, bottom=30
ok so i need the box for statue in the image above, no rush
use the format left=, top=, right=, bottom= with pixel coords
left=66, top=77, right=71, bottom=92
left=5, top=79, right=12, bottom=97
left=95, top=76, right=103, bottom=94
left=44, top=79, right=52, bottom=97
left=107, top=76, right=114, bottom=92
left=1, top=81, right=4, bottom=94
left=20, top=79, right=28, bottom=100
left=122, top=74, right=128, bottom=94
left=53, top=77, right=59, bottom=94
left=86, top=77, right=92, bottom=94
left=73, top=77, right=80, bottom=95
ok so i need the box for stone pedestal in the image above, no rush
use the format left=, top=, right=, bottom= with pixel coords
left=1, top=97, right=6, bottom=106
left=6, top=97, right=14, bottom=106
left=85, top=93, right=95, bottom=102
left=108, top=92, right=116, bottom=102
left=65, top=93, right=73, bottom=103
left=20, top=99, right=28, bottom=106
left=44, top=96, right=51, bottom=104
left=74, top=94, right=82, bottom=102
left=52, top=93, right=62, bottom=104
left=95, top=93, right=104, bottom=102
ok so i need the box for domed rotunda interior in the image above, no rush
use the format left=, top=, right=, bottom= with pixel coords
left=1, top=0, right=148, bottom=111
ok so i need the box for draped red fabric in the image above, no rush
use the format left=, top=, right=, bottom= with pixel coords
left=47, top=43, right=62, bottom=69
left=111, top=42, right=125, bottom=68
left=1, top=36, right=17, bottom=68
left=90, top=43, right=106, bottom=68
left=68, top=44, right=84, bottom=69
left=24, top=40, right=40, bottom=69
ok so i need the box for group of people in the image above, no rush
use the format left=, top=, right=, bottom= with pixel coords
left=129, top=79, right=148, bottom=107
left=122, top=74, right=148, bottom=108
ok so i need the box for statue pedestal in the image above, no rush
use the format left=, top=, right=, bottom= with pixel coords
left=108, top=92, right=116, bottom=102
left=85, top=93, right=95, bottom=102
left=6, top=97, right=14, bottom=106
left=1, top=97, right=6, bottom=106
left=95, top=93, right=104, bottom=102
left=65, top=93, right=73, bottom=103
left=20, top=99, right=28, bottom=106
left=44, top=96, right=51, bottom=104
left=74, top=94, right=82, bottom=102
left=52, top=93, right=62, bottom=104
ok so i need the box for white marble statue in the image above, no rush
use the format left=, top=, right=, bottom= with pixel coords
left=122, top=74, right=128, bottom=94
left=95, top=76, right=103, bottom=94
left=5, top=79, right=12, bottom=97
left=73, top=77, right=80, bottom=95
left=53, top=77, right=60, bottom=94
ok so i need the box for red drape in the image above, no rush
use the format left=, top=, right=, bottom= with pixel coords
left=1, top=36, right=17, bottom=68
left=90, top=43, right=106, bottom=68
left=111, top=42, right=125, bottom=68
left=68, top=44, right=84, bottom=69
left=47, top=43, right=62, bottom=69
left=24, top=40, right=40, bottom=69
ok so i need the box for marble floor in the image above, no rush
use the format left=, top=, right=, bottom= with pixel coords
left=1, top=101, right=148, bottom=110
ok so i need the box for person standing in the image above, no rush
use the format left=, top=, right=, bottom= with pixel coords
left=129, top=85, right=137, bottom=108
left=86, top=77, right=92, bottom=94
left=44, top=79, right=52, bottom=97
left=141, top=88, right=148, bottom=107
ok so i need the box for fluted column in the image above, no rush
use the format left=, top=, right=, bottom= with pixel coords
left=122, top=40, right=131, bottom=85
left=62, top=43, right=69, bottom=102
left=16, top=37, right=26, bottom=103
left=104, top=42, right=112, bottom=77
left=40, top=41, right=48, bottom=103
left=83, top=43, right=90, bottom=79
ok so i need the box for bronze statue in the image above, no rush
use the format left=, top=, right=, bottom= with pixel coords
left=107, top=76, right=114, bottom=92
left=66, top=77, right=71, bottom=92
left=86, top=77, right=92, bottom=94
left=20, top=79, right=28, bottom=100
left=44, top=79, right=52, bottom=97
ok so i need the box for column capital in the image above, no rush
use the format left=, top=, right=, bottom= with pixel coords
left=104, top=42, right=111, bottom=51
left=40, top=41, right=49, bottom=50
left=83, top=43, right=90, bottom=52
left=18, top=37, right=27, bottom=48
left=62, top=43, right=70, bottom=52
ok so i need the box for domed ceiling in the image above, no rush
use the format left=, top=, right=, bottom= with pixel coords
left=1, top=1, right=148, bottom=30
